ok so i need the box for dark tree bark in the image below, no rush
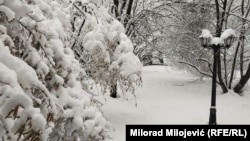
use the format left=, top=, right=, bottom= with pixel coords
left=110, top=82, right=117, bottom=98
left=240, top=0, right=246, bottom=77
left=232, top=0, right=250, bottom=93
left=215, top=0, right=228, bottom=93
left=223, top=49, right=228, bottom=86
left=234, top=63, right=250, bottom=93
left=217, top=50, right=228, bottom=93
left=124, top=0, right=133, bottom=25
left=228, top=41, right=241, bottom=89
left=112, top=0, right=135, bottom=36
left=240, top=35, right=245, bottom=77
left=113, top=0, right=119, bottom=18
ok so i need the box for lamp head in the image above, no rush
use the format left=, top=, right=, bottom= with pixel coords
left=224, top=35, right=235, bottom=48
left=199, top=29, right=213, bottom=48
left=221, top=29, right=236, bottom=48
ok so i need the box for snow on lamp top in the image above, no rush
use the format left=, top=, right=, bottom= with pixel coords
left=211, top=37, right=224, bottom=46
left=200, top=29, right=213, bottom=39
left=200, top=29, right=236, bottom=48
left=199, top=29, right=213, bottom=48
left=221, top=28, right=236, bottom=48
left=220, top=28, right=236, bottom=40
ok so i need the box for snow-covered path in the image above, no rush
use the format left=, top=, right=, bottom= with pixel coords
left=102, top=66, right=250, bottom=141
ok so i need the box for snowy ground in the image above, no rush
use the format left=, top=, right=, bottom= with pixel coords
left=101, top=65, right=250, bottom=141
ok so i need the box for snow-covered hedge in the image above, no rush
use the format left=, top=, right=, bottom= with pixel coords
left=71, top=0, right=142, bottom=98
left=0, top=0, right=111, bottom=140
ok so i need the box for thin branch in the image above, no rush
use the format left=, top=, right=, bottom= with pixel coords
left=197, top=58, right=213, bottom=73
left=226, top=11, right=250, bottom=22
left=178, top=61, right=212, bottom=78
left=73, top=3, right=86, bottom=17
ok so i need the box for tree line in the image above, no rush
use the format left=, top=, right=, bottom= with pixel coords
left=121, top=0, right=250, bottom=94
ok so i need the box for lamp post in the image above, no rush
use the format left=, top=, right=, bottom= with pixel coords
left=199, top=29, right=236, bottom=125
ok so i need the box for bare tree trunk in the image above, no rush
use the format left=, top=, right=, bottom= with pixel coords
left=215, top=0, right=228, bottom=93
left=240, top=33, right=245, bottom=77
left=217, top=50, right=228, bottom=93
left=240, top=0, right=246, bottom=77
left=228, top=41, right=241, bottom=89
left=234, top=63, right=250, bottom=93
left=124, top=0, right=134, bottom=27
left=223, top=49, right=228, bottom=86
left=223, top=0, right=234, bottom=87
left=232, top=0, right=250, bottom=92
left=113, top=0, right=119, bottom=18
left=110, top=81, right=117, bottom=98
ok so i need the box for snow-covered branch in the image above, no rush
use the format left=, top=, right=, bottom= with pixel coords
left=178, top=61, right=213, bottom=78
left=70, top=0, right=142, bottom=99
left=0, top=0, right=111, bottom=140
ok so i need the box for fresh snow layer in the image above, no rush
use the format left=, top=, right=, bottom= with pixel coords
left=102, top=65, right=250, bottom=141
left=221, top=28, right=236, bottom=40
left=200, top=29, right=213, bottom=39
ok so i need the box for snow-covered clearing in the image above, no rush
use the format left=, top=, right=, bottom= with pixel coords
left=102, top=65, right=250, bottom=141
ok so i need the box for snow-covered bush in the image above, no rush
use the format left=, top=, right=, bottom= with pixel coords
left=70, top=0, right=142, bottom=98
left=0, top=0, right=110, bottom=140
